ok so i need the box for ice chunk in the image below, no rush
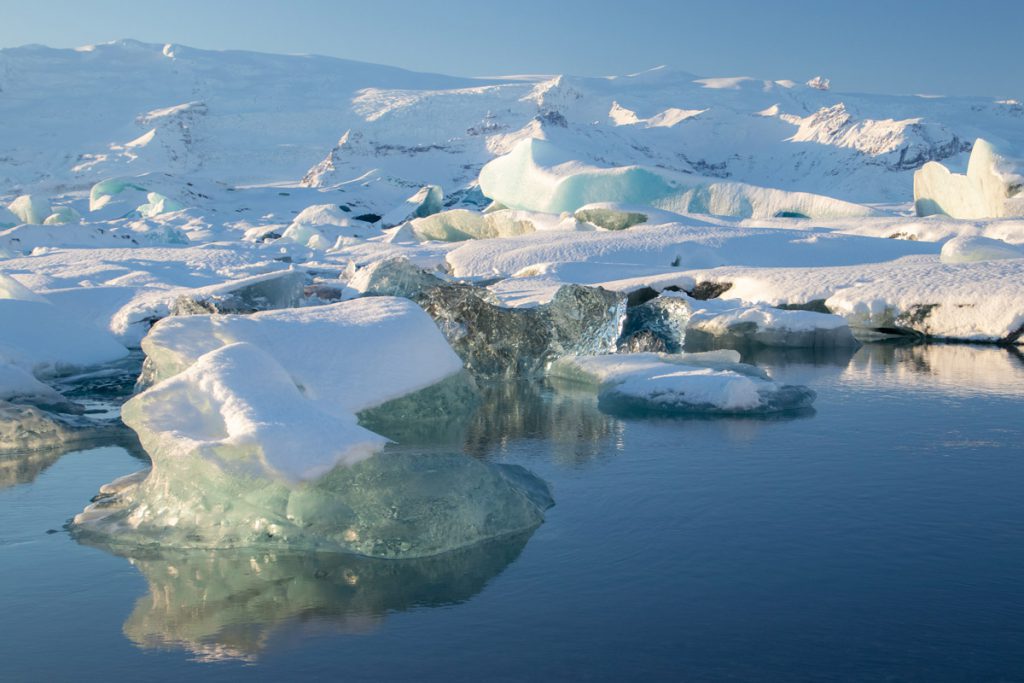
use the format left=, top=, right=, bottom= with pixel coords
left=549, top=352, right=816, bottom=415
left=617, top=294, right=694, bottom=352
left=407, top=209, right=538, bottom=243
left=136, top=192, right=184, bottom=218
left=351, top=259, right=626, bottom=377
left=574, top=205, right=649, bottom=231
left=478, top=138, right=874, bottom=219
left=137, top=297, right=464, bottom=408
left=380, top=185, right=443, bottom=228
left=685, top=301, right=858, bottom=349
left=7, top=194, right=51, bottom=225
left=42, top=205, right=82, bottom=224
left=114, top=269, right=306, bottom=344
left=0, top=362, right=74, bottom=409
left=914, top=138, right=1024, bottom=218
left=278, top=204, right=381, bottom=248
left=0, top=273, right=129, bottom=375
left=89, top=178, right=149, bottom=212
left=939, top=235, right=1024, bottom=263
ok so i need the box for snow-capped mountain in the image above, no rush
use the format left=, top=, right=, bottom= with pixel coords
left=0, top=39, right=1021, bottom=212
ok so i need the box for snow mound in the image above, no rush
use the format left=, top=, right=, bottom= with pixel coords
left=381, top=185, right=444, bottom=228
left=914, top=139, right=1024, bottom=218
left=940, top=235, right=1024, bottom=263
left=478, top=138, right=875, bottom=219
left=549, top=352, right=815, bottom=415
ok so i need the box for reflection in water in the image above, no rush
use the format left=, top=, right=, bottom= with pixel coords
left=87, top=532, right=532, bottom=662
left=843, top=343, right=1024, bottom=396
left=463, top=380, right=618, bottom=464
left=0, top=446, right=66, bottom=489
left=0, top=430, right=143, bottom=490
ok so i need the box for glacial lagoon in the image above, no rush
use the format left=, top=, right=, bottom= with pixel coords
left=2, top=342, right=1022, bottom=681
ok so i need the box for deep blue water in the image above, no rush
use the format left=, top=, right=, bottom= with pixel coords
left=1, top=343, right=1022, bottom=681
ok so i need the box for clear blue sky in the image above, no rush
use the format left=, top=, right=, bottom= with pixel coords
left=2, top=0, right=1021, bottom=98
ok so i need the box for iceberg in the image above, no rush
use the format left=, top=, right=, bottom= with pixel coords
left=618, top=294, right=693, bottom=353
left=351, top=259, right=626, bottom=377
left=549, top=352, right=816, bottom=416
left=89, top=178, right=149, bottom=213
left=380, top=185, right=444, bottom=228
left=72, top=298, right=552, bottom=556
left=278, top=204, right=381, bottom=248
left=7, top=194, right=51, bottom=225
left=478, top=138, right=875, bottom=219
left=42, top=205, right=83, bottom=225
left=684, top=300, right=858, bottom=349
left=405, top=208, right=537, bottom=243
left=914, top=138, right=1024, bottom=218
left=136, top=192, right=184, bottom=218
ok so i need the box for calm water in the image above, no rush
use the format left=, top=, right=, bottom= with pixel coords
left=1, top=343, right=1023, bottom=681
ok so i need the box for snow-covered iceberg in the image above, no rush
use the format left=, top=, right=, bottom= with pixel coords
left=479, top=138, right=875, bottom=219
left=73, top=298, right=553, bottom=557
left=549, top=351, right=816, bottom=416
left=914, top=138, right=1024, bottom=218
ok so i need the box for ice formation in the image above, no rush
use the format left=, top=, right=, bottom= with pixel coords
left=685, top=299, right=858, bottom=349
left=914, top=139, right=1024, bottom=218
left=380, top=185, right=444, bottom=228
left=549, top=352, right=816, bottom=416
left=350, top=258, right=626, bottom=377
left=479, top=138, right=875, bottom=219
left=73, top=298, right=553, bottom=556
left=43, top=206, right=82, bottom=224
left=136, top=192, right=184, bottom=218
left=7, top=195, right=51, bottom=225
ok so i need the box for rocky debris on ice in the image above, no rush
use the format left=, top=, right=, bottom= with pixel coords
left=548, top=351, right=816, bottom=416
left=914, top=138, right=1024, bottom=218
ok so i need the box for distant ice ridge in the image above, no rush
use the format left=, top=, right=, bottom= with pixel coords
left=478, top=138, right=876, bottom=219
left=549, top=351, right=815, bottom=416
left=72, top=298, right=554, bottom=557
left=915, top=139, right=1024, bottom=219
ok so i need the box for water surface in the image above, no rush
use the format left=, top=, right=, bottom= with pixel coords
left=1, top=343, right=1022, bottom=681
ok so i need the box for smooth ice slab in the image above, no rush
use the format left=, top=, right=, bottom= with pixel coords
left=685, top=299, right=858, bottom=349
left=549, top=352, right=816, bottom=415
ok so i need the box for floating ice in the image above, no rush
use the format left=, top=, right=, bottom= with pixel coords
left=405, top=209, right=537, bottom=242
left=352, top=258, right=626, bottom=377
left=618, top=294, right=693, bottom=352
left=7, top=194, right=51, bottom=225
left=73, top=297, right=552, bottom=556
left=685, top=300, right=858, bottom=349
left=939, top=235, right=1024, bottom=264
left=478, top=138, right=875, bottom=219
left=914, top=139, right=1024, bottom=218
left=549, top=352, right=816, bottom=415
